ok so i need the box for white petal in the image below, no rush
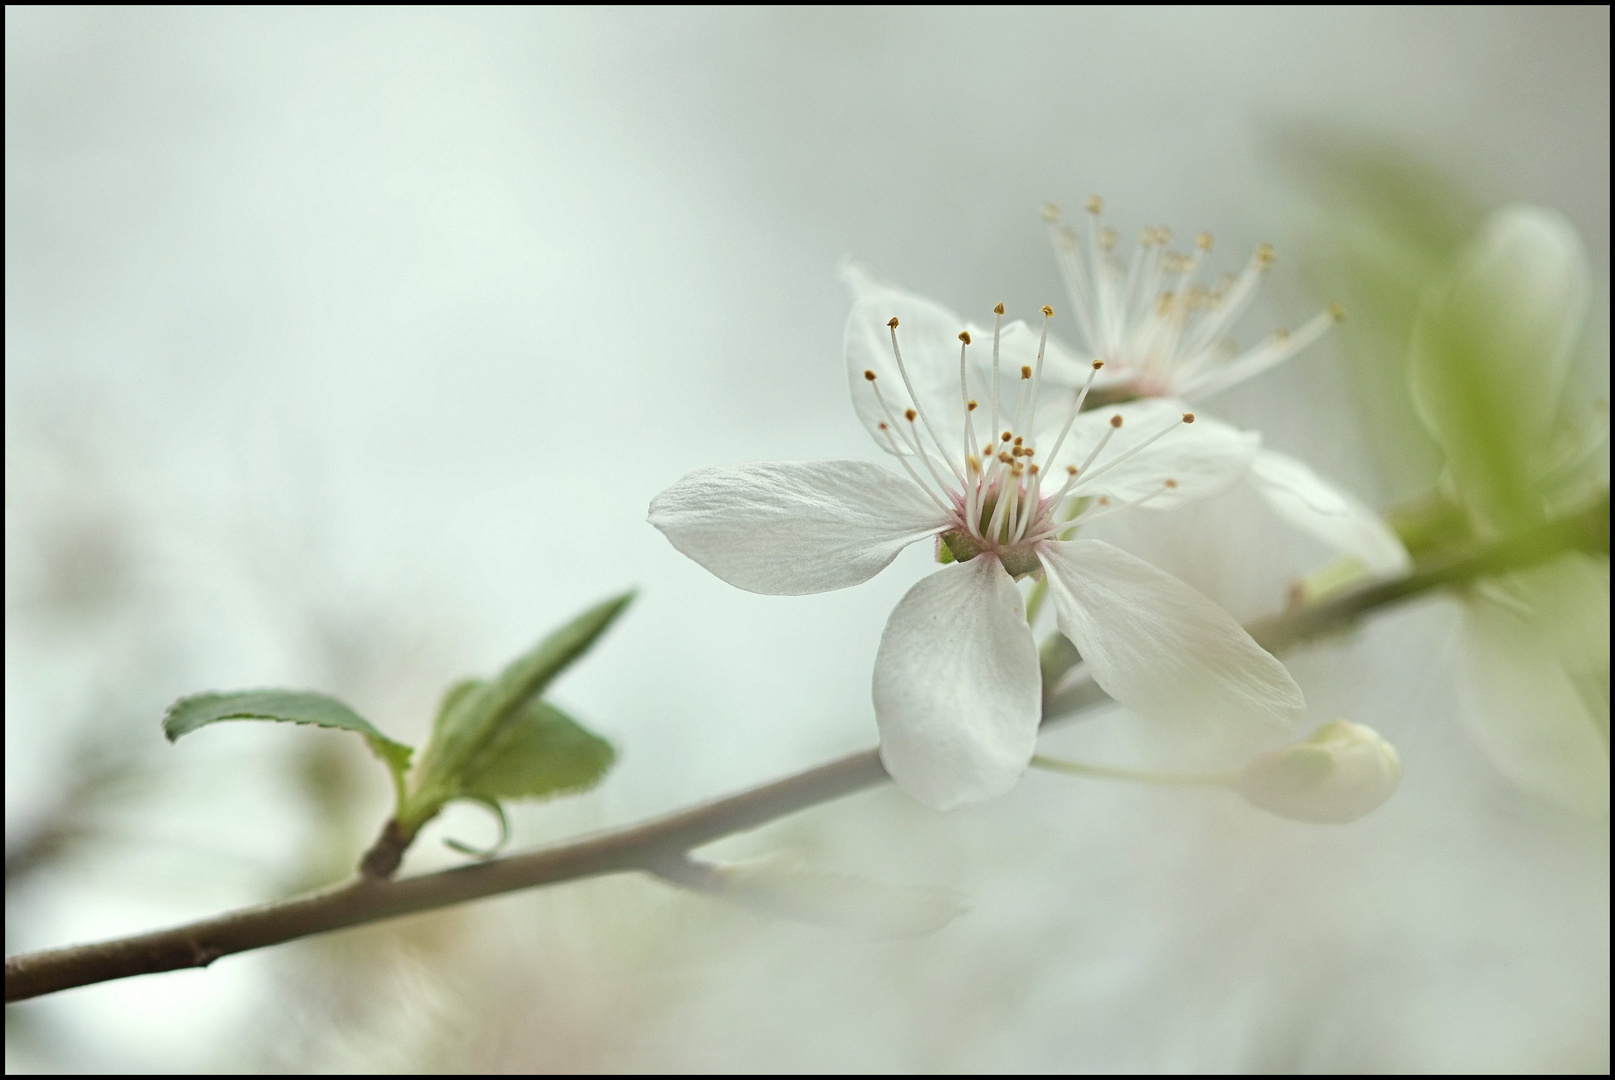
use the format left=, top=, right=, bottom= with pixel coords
left=873, top=556, right=1042, bottom=810
left=1458, top=558, right=1610, bottom=816
left=648, top=460, right=949, bottom=595
left=1039, top=539, right=1304, bottom=741
left=1046, top=398, right=1258, bottom=509
left=843, top=269, right=971, bottom=461
left=1248, top=449, right=1411, bottom=576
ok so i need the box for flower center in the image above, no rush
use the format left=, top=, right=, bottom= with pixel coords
left=864, top=305, right=1194, bottom=578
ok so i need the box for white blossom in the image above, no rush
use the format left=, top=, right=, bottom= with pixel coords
left=1033, top=199, right=1411, bottom=578
left=650, top=285, right=1304, bottom=810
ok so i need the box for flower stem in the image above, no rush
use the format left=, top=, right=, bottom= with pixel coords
left=1031, top=755, right=1233, bottom=788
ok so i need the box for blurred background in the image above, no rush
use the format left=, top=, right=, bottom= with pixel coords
left=5, top=7, right=1607, bottom=1072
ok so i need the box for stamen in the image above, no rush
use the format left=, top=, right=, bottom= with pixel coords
left=1024, top=305, right=1054, bottom=438
left=887, top=319, right=966, bottom=486
left=875, top=422, right=951, bottom=512
left=1043, top=359, right=1104, bottom=467
left=868, top=376, right=957, bottom=498
left=1071, top=413, right=1190, bottom=491
left=990, top=305, right=1004, bottom=440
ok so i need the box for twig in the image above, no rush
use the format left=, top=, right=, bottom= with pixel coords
left=6, top=496, right=1606, bottom=1003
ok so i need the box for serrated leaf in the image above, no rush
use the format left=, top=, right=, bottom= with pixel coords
left=163, top=689, right=413, bottom=777
left=410, top=591, right=633, bottom=812
left=456, top=699, right=615, bottom=804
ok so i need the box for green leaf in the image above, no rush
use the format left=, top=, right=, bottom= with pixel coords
left=457, top=698, right=615, bottom=804
left=163, top=689, right=414, bottom=780
left=404, top=590, right=634, bottom=826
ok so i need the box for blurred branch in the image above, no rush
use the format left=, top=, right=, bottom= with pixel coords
left=6, top=494, right=1607, bottom=1004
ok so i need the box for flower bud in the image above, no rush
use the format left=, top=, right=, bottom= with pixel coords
left=1234, top=720, right=1401, bottom=824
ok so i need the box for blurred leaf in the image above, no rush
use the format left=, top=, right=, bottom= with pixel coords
left=1410, top=206, right=1592, bottom=534
left=458, top=698, right=615, bottom=804
left=163, top=689, right=413, bottom=778
left=404, top=591, right=634, bottom=827
left=1460, top=553, right=1611, bottom=815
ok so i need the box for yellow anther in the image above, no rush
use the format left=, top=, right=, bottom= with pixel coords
left=1021, top=365, right=1032, bottom=379
left=1092, top=359, right=1104, bottom=369
left=878, top=421, right=889, bottom=430
left=967, top=455, right=981, bottom=472
left=864, top=369, right=877, bottom=381
left=1164, top=478, right=1179, bottom=489
left=1255, top=243, right=1275, bottom=269
left=905, top=408, right=917, bottom=421
left=998, top=452, right=1014, bottom=464
left=1066, top=465, right=1078, bottom=475
left=993, top=302, right=1006, bottom=316
left=959, top=330, right=972, bottom=344
left=1086, top=194, right=1103, bottom=214
left=888, top=317, right=900, bottom=328
left=1028, top=464, right=1039, bottom=473
left=1110, top=414, right=1124, bottom=428
left=1042, top=203, right=1062, bottom=222
left=1001, top=430, right=1012, bottom=442
left=1197, top=231, right=1213, bottom=251
left=967, top=399, right=978, bottom=411
left=1272, top=327, right=1291, bottom=343
left=1097, top=496, right=1111, bottom=507
left=1182, top=412, right=1195, bottom=423
left=1328, top=301, right=1346, bottom=322
left=1041, top=305, right=1054, bottom=317
left=1100, top=228, right=1119, bottom=251
left=1013, top=435, right=1024, bottom=446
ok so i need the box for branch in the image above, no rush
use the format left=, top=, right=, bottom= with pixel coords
left=7, top=495, right=1606, bottom=1003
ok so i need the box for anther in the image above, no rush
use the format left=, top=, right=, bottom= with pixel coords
left=1165, top=478, right=1178, bottom=489
left=1001, top=431, right=1012, bottom=442
left=1109, top=415, right=1124, bottom=428
left=1328, top=301, right=1346, bottom=322
left=1086, top=195, right=1103, bottom=214
left=1041, top=305, right=1054, bottom=317
left=1100, top=228, right=1119, bottom=250
left=878, top=421, right=889, bottom=430
left=1021, top=365, right=1032, bottom=380
left=1256, top=243, right=1275, bottom=269
left=1042, top=203, right=1061, bottom=222
left=993, top=302, right=1005, bottom=316
left=998, top=452, right=1014, bottom=464
left=1029, top=464, right=1039, bottom=474
left=1197, top=231, right=1213, bottom=251
left=1182, top=413, right=1195, bottom=423
left=864, top=370, right=877, bottom=381
left=1013, top=436, right=1024, bottom=446
left=959, top=330, right=972, bottom=344
left=1092, top=360, right=1104, bottom=369
left=1272, top=328, right=1290, bottom=343
left=967, top=400, right=978, bottom=411
left=905, top=408, right=918, bottom=422
left=888, top=317, right=900, bottom=328
left=1066, top=465, right=1078, bottom=475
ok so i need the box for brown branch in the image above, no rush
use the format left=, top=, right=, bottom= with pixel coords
left=7, top=495, right=1606, bottom=1004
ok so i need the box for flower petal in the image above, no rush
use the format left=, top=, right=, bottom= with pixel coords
left=648, top=460, right=950, bottom=595
left=873, top=555, right=1041, bottom=810
left=1248, top=449, right=1411, bottom=576
left=1045, top=398, right=1258, bottom=509
left=1039, top=538, right=1304, bottom=740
